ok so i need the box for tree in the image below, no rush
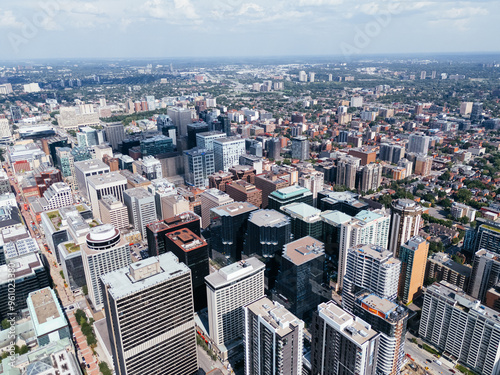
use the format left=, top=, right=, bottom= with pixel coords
left=440, top=198, right=452, bottom=208
left=1, top=319, right=10, bottom=330
left=439, top=170, right=451, bottom=181
left=99, top=362, right=113, bottom=375
left=82, top=285, right=88, bottom=296
left=379, top=194, right=393, bottom=208
left=455, top=188, right=472, bottom=203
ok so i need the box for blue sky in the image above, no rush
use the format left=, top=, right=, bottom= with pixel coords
left=1, top=0, right=499, bottom=59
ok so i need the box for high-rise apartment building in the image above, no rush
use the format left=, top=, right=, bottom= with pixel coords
left=470, top=102, right=483, bottom=123
left=468, top=249, right=500, bottom=302
left=213, top=137, right=246, bottom=172
left=205, top=257, right=265, bottom=360
left=311, top=301, right=379, bottom=375
left=81, top=224, right=131, bottom=310
left=274, top=236, right=325, bottom=319
left=388, top=199, right=423, bottom=257
left=460, top=102, right=473, bottom=116
left=123, top=188, right=157, bottom=239
left=87, top=172, right=127, bottom=221
left=420, top=281, right=500, bottom=375
left=244, top=297, right=304, bottom=375
left=336, top=155, right=361, bottom=190
left=467, top=220, right=500, bottom=255
left=291, top=136, right=309, bottom=161
left=184, top=147, right=215, bottom=188
left=407, top=133, right=430, bottom=154
left=101, top=253, right=198, bottom=375
left=199, top=188, right=234, bottom=228
left=398, top=236, right=429, bottom=304
left=196, top=131, right=226, bottom=151
left=98, top=194, right=129, bottom=229
left=426, top=252, right=471, bottom=291
left=359, top=163, right=382, bottom=193
left=342, top=244, right=401, bottom=312
left=353, top=293, right=408, bottom=375
left=414, top=154, right=433, bottom=177
left=337, top=209, right=391, bottom=290
left=379, top=143, right=406, bottom=164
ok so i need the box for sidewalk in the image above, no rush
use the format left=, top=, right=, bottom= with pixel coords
left=68, top=312, right=100, bottom=375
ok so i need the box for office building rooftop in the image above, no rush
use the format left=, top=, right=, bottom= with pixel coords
left=166, top=228, right=206, bottom=252
left=205, top=257, right=265, bottom=289
left=124, top=187, right=153, bottom=199
left=271, top=185, right=311, bottom=200
left=147, top=212, right=200, bottom=233
left=88, top=172, right=126, bottom=186
left=281, top=202, right=321, bottom=222
left=101, top=252, right=189, bottom=300
left=248, top=209, right=290, bottom=227
left=320, top=210, right=352, bottom=225
left=350, top=244, right=399, bottom=265
left=27, top=288, right=67, bottom=338
left=211, top=202, right=257, bottom=217
left=74, top=159, right=109, bottom=172
left=283, top=236, right=324, bottom=266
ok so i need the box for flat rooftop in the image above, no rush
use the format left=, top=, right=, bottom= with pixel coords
left=358, top=293, right=398, bottom=316
left=428, top=253, right=472, bottom=276
left=87, top=172, right=127, bottom=186
left=205, top=257, right=265, bottom=289
left=211, top=202, right=257, bottom=217
left=350, top=244, right=399, bottom=265
left=124, top=187, right=153, bottom=199
left=283, top=236, right=325, bottom=266
left=100, top=252, right=190, bottom=300
left=248, top=209, right=290, bottom=227
left=27, top=287, right=68, bottom=337
left=354, top=210, right=384, bottom=223
left=271, top=185, right=311, bottom=200
left=320, top=210, right=352, bottom=225
left=246, top=297, right=303, bottom=337
left=166, top=228, right=206, bottom=252
left=317, top=301, right=378, bottom=345
left=29, top=288, right=60, bottom=325
left=147, top=212, right=200, bottom=233
left=281, top=202, right=321, bottom=222
left=74, top=159, right=109, bottom=172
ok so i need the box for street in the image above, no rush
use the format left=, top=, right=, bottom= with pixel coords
left=197, top=345, right=228, bottom=374
left=405, top=332, right=457, bottom=375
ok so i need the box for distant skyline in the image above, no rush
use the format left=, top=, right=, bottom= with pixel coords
left=1, top=0, right=499, bottom=60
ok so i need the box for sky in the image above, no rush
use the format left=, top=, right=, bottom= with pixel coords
left=0, top=0, right=499, bottom=60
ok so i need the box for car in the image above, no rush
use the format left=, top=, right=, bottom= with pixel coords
left=449, top=370, right=456, bottom=373
left=86, top=364, right=90, bottom=369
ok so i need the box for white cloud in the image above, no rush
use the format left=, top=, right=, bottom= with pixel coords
left=0, top=9, right=23, bottom=28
